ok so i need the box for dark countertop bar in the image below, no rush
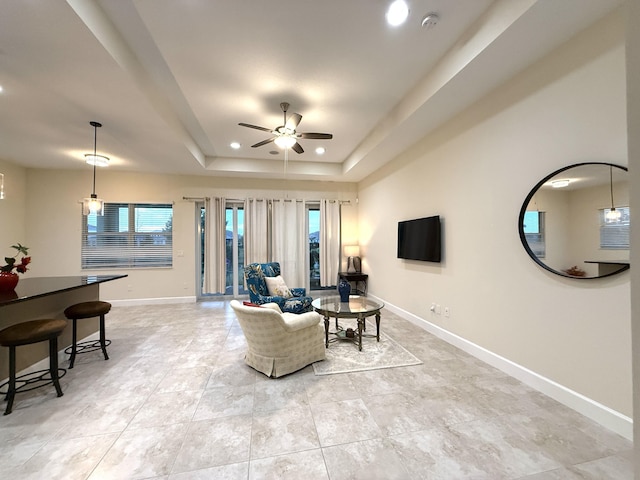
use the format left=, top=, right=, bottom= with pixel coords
left=584, top=260, right=630, bottom=265
left=0, top=275, right=128, bottom=307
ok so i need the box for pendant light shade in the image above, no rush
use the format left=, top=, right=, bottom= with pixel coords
left=82, top=121, right=107, bottom=216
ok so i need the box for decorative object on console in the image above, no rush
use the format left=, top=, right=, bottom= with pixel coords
left=82, top=121, right=108, bottom=216
left=338, top=272, right=368, bottom=296
left=0, top=243, right=31, bottom=292
left=344, top=245, right=361, bottom=273
left=337, top=277, right=351, bottom=302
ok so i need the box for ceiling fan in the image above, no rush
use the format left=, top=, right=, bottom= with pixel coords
left=238, top=102, right=333, bottom=154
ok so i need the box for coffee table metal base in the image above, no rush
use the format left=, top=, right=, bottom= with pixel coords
left=322, top=312, right=381, bottom=351
left=312, top=296, right=385, bottom=352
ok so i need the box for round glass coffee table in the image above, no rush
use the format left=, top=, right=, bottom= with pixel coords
left=312, top=296, right=385, bottom=351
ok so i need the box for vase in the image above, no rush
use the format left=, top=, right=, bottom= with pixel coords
left=337, top=278, right=351, bottom=302
left=0, top=272, right=19, bottom=292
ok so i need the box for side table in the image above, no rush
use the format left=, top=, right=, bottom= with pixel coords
left=338, top=272, right=368, bottom=296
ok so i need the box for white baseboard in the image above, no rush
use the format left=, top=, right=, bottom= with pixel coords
left=108, top=296, right=196, bottom=307
left=372, top=295, right=633, bottom=441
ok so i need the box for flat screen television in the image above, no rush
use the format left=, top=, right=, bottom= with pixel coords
left=397, top=215, right=441, bottom=262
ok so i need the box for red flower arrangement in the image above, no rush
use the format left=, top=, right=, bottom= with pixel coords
left=1, top=243, right=31, bottom=274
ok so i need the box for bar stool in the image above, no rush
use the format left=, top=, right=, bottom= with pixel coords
left=63, top=301, right=112, bottom=369
left=0, top=319, right=67, bottom=415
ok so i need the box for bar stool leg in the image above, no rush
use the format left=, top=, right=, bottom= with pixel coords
left=69, top=319, right=78, bottom=369
left=49, top=337, right=63, bottom=398
left=5, top=346, right=16, bottom=415
left=99, top=314, right=109, bottom=361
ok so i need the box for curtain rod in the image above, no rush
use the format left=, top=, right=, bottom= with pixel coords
left=182, top=196, right=210, bottom=201
left=185, top=197, right=351, bottom=204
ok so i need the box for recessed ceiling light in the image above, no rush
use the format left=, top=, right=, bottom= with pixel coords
left=230, top=142, right=241, bottom=149
left=386, top=0, right=409, bottom=27
left=315, top=147, right=326, bottom=155
left=0, top=85, right=4, bottom=93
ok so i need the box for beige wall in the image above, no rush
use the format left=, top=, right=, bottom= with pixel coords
left=0, top=159, right=28, bottom=252
left=359, top=10, right=630, bottom=415
left=625, top=0, right=640, bottom=470
left=23, top=169, right=357, bottom=300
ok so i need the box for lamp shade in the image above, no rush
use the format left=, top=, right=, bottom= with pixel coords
left=605, top=208, right=622, bottom=222
left=344, top=245, right=360, bottom=257
left=82, top=194, right=104, bottom=216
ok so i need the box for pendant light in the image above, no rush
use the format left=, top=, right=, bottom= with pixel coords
left=605, top=165, right=621, bottom=223
left=82, top=121, right=108, bottom=216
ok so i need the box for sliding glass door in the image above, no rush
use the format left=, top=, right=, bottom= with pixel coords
left=196, top=201, right=247, bottom=298
left=197, top=200, right=331, bottom=298
left=225, top=202, right=246, bottom=296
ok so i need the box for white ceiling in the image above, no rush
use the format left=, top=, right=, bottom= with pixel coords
left=0, top=0, right=624, bottom=182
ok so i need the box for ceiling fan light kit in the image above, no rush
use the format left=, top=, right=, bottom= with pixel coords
left=239, top=101, right=333, bottom=154
left=274, top=135, right=296, bottom=149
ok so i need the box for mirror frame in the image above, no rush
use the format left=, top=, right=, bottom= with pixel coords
left=518, top=162, right=629, bottom=279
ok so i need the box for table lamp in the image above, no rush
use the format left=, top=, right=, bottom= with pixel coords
left=344, top=245, right=361, bottom=273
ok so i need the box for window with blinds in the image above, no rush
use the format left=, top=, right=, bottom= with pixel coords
left=522, top=210, right=545, bottom=258
left=600, top=206, right=630, bottom=250
left=82, top=203, right=173, bottom=269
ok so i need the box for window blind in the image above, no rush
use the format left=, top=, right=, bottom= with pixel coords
left=82, top=203, right=173, bottom=269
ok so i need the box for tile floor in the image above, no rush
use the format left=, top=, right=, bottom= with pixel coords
left=0, top=300, right=633, bottom=479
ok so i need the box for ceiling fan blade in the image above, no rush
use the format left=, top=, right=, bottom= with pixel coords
left=292, top=142, right=304, bottom=154
left=285, top=113, right=302, bottom=131
left=297, top=132, right=333, bottom=140
left=251, top=137, right=276, bottom=148
left=239, top=122, right=273, bottom=133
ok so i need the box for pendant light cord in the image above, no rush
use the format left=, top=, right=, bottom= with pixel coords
left=609, top=165, right=615, bottom=209
left=92, top=123, right=97, bottom=196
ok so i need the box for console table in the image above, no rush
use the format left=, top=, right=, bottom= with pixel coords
left=338, top=272, right=368, bottom=295
left=0, top=275, right=126, bottom=379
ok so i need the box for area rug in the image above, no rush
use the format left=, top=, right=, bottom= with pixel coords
left=312, top=332, right=422, bottom=375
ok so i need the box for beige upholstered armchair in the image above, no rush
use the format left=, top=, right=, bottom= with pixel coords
left=230, top=300, right=325, bottom=377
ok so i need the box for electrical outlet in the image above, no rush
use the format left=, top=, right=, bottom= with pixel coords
left=444, top=307, right=450, bottom=317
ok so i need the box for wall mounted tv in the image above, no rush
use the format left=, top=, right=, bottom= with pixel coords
left=397, top=215, right=442, bottom=262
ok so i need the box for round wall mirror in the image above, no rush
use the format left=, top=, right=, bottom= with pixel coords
left=518, top=162, right=629, bottom=279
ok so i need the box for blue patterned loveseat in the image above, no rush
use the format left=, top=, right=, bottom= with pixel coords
left=243, top=262, right=313, bottom=314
